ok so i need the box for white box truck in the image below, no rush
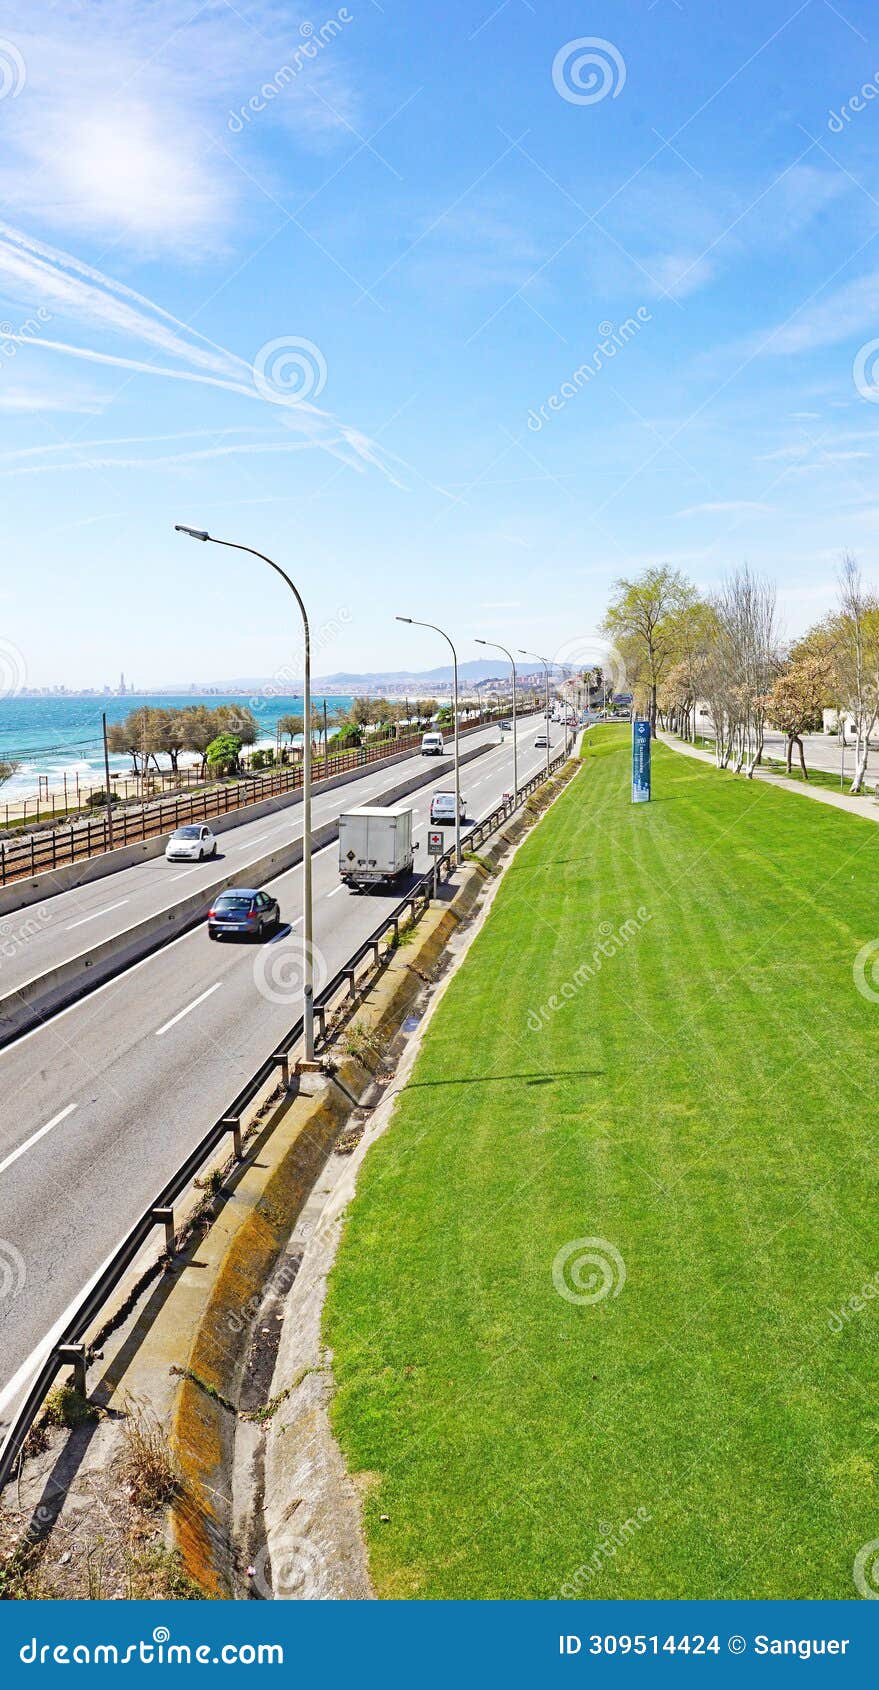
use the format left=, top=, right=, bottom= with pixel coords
left=338, top=805, right=416, bottom=890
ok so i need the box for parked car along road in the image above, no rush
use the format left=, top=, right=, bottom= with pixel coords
left=165, top=824, right=217, bottom=862
left=207, top=888, right=280, bottom=940
left=430, top=790, right=466, bottom=825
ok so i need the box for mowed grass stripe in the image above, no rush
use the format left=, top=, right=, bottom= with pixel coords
left=324, top=727, right=879, bottom=1599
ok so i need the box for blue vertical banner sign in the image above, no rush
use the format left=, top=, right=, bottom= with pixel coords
left=632, top=718, right=651, bottom=803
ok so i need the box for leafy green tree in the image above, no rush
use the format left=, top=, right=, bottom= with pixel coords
left=206, top=733, right=242, bottom=776
left=602, top=566, right=698, bottom=733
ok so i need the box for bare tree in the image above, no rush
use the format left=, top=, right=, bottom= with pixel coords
left=830, top=552, right=879, bottom=794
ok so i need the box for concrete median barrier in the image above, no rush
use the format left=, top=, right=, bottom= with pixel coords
left=0, top=739, right=495, bottom=1048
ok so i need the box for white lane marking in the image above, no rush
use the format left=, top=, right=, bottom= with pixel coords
left=241, top=831, right=272, bottom=846
left=168, top=867, right=199, bottom=881
left=0, top=1103, right=78, bottom=1176
left=288, top=915, right=304, bottom=928
left=326, top=884, right=346, bottom=898
left=65, top=900, right=128, bottom=931
left=155, top=982, right=222, bottom=1037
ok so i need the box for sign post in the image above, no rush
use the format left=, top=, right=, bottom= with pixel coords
left=632, top=718, right=651, bottom=803
left=427, top=828, right=444, bottom=899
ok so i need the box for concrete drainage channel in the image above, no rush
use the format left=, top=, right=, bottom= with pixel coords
left=0, top=738, right=496, bottom=1048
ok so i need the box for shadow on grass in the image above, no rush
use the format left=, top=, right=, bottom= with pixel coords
left=405, top=1068, right=603, bottom=1089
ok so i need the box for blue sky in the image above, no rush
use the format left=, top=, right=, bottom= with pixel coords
left=2, top=0, right=879, bottom=687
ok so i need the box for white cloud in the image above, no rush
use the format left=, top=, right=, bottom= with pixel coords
left=675, top=499, right=769, bottom=518
left=760, top=267, right=879, bottom=356
left=0, top=221, right=393, bottom=475
left=0, top=3, right=360, bottom=252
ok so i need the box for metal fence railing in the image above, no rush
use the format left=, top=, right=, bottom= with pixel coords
left=0, top=710, right=516, bottom=889
left=0, top=745, right=569, bottom=1490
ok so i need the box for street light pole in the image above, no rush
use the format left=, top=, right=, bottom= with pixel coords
left=397, top=615, right=462, bottom=865
left=476, top=638, right=518, bottom=808
left=175, top=525, right=316, bottom=1061
left=521, top=649, right=552, bottom=777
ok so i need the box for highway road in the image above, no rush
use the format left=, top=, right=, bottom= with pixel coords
left=0, top=717, right=520, bottom=1007
left=0, top=714, right=559, bottom=1414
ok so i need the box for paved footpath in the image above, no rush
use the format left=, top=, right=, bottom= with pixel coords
left=659, top=731, right=879, bottom=825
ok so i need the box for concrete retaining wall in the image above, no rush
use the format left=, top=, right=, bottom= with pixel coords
left=0, top=740, right=495, bottom=1048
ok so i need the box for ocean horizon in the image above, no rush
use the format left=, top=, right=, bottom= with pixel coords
left=0, top=692, right=358, bottom=803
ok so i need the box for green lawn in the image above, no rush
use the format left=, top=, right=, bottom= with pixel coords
left=324, top=726, right=879, bottom=1599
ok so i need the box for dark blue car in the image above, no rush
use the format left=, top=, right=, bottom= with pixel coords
left=207, top=888, right=281, bottom=941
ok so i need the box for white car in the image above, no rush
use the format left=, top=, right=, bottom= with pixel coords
left=430, top=790, right=465, bottom=826
left=534, top=734, right=550, bottom=748
left=165, top=824, right=217, bottom=862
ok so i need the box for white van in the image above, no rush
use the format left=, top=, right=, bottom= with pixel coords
left=421, top=731, right=444, bottom=756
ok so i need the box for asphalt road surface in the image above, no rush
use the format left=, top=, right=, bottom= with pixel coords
left=0, top=714, right=558, bottom=1414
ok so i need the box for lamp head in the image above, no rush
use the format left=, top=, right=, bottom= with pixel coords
left=175, top=525, right=210, bottom=542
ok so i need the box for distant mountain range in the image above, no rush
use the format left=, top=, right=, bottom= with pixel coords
left=180, top=658, right=545, bottom=691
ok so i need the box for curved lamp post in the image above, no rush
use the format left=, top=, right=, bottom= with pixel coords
left=476, top=637, right=518, bottom=808
left=175, top=525, right=316, bottom=1061
left=520, top=649, right=552, bottom=776
left=396, top=615, right=461, bottom=866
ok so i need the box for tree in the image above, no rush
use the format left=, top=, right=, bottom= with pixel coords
left=601, top=566, right=697, bottom=733
left=825, top=553, right=879, bottom=793
left=767, top=649, right=833, bottom=777
left=278, top=713, right=303, bottom=745
left=0, top=759, right=18, bottom=788
left=206, top=733, right=242, bottom=776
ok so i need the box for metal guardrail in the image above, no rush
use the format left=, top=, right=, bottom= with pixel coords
left=0, top=744, right=569, bottom=1489
left=0, top=710, right=517, bottom=888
